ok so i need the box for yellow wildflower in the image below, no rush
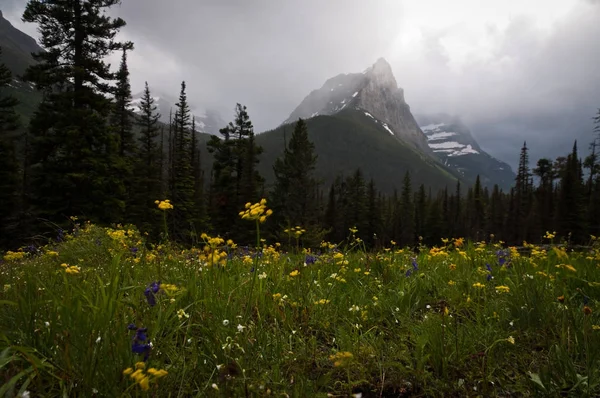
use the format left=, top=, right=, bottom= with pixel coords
left=472, top=282, right=485, bottom=289
left=289, top=270, right=300, bottom=277
left=495, top=285, right=510, bottom=293
left=155, top=199, right=174, bottom=210
left=329, top=351, right=354, bottom=367
left=507, top=336, right=515, bottom=344
left=3, top=251, right=26, bottom=261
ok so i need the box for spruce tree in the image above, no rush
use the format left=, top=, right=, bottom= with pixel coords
left=271, top=118, right=319, bottom=232
left=113, top=48, right=134, bottom=158
left=514, top=142, right=533, bottom=242
left=556, top=142, right=587, bottom=243
left=209, top=103, right=263, bottom=242
left=131, top=82, right=162, bottom=235
left=170, top=81, right=195, bottom=239
left=207, top=122, right=236, bottom=237
left=22, top=0, right=132, bottom=227
left=0, top=47, right=21, bottom=247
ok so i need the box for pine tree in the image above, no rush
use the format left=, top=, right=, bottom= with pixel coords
left=130, top=82, right=162, bottom=235
left=208, top=103, right=263, bottom=242
left=0, top=47, right=21, bottom=247
left=532, top=158, right=555, bottom=237
left=556, top=142, right=587, bottom=243
left=22, top=0, right=132, bottom=228
left=207, top=122, right=236, bottom=237
left=271, top=118, right=319, bottom=232
left=170, top=81, right=195, bottom=239
left=514, top=142, right=533, bottom=242
left=486, top=185, right=505, bottom=239
left=113, top=48, right=134, bottom=158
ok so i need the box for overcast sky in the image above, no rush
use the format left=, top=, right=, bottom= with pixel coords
left=3, top=0, right=600, bottom=168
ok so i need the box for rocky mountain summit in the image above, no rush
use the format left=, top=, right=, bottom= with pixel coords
left=283, top=58, right=430, bottom=154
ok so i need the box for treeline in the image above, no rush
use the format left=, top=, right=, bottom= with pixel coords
left=1, top=0, right=599, bottom=250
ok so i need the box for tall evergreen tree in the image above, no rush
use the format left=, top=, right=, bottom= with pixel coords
left=112, top=48, right=134, bottom=158
left=170, top=81, right=195, bottom=239
left=271, top=118, right=319, bottom=232
left=514, top=142, right=533, bottom=242
left=207, top=123, right=236, bottom=237
left=556, top=142, right=587, bottom=242
left=207, top=103, right=262, bottom=241
left=130, top=82, right=162, bottom=234
left=0, top=47, right=21, bottom=247
left=22, top=0, right=132, bottom=227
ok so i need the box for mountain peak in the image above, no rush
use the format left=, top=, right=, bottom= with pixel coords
left=365, top=57, right=397, bottom=90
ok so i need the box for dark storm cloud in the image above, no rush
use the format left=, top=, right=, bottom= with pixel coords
left=111, top=0, right=405, bottom=131
left=4, top=0, right=600, bottom=169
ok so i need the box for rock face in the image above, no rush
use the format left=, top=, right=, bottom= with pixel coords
left=282, top=58, right=431, bottom=154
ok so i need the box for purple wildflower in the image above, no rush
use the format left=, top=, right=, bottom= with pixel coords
left=411, top=258, right=419, bottom=271
left=144, top=281, right=161, bottom=306
left=305, top=255, right=317, bottom=265
left=129, top=325, right=151, bottom=361
left=405, top=269, right=413, bottom=277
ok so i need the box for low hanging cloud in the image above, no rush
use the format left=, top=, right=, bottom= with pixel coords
left=3, top=0, right=600, bottom=169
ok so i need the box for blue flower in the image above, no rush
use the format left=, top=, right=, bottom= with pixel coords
left=305, top=255, right=317, bottom=265
left=405, top=269, right=413, bottom=277
left=130, top=247, right=139, bottom=257
left=144, top=281, right=161, bottom=306
left=411, top=258, right=419, bottom=271
left=130, top=326, right=151, bottom=361
left=487, top=273, right=493, bottom=281
left=486, top=263, right=493, bottom=273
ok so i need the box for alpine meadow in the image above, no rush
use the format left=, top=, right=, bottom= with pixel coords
left=2, top=1, right=600, bottom=397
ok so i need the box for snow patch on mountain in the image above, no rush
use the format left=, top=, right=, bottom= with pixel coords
left=427, top=132, right=457, bottom=141
left=382, top=123, right=394, bottom=136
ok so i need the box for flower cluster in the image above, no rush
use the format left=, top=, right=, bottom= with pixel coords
left=61, top=263, right=81, bottom=274
left=123, top=361, right=167, bottom=391
left=329, top=351, right=354, bottom=367
left=284, top=226, right=306, bottom=237
left=3, top=250, right=27, bottom=262
left=239, top=199, right=273, bottom=223
left=155, top=199, right=174, bottom=210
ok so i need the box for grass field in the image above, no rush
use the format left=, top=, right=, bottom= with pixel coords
left=1, top=200, right=600, bottom=397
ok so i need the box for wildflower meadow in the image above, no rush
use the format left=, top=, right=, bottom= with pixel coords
left=2, top=200, right=600, bottom=397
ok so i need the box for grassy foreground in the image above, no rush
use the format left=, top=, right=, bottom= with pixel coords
left=2, top=205, right=600, bottom=397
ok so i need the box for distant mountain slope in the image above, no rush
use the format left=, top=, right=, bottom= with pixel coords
left=258, top=109, right=458, bottom=194
left=0, top=10, right=44, bottom=120
left=0, top=10, right=43, bottom=77
left=130, top=91, right=225, bottom=135
left=416, top=113, right=515, bottom=190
